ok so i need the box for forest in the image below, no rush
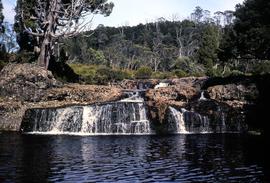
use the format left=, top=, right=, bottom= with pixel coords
left=0, top=0, right=270, bottom=84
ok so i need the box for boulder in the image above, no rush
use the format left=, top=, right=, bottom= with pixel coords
left=207, top=83, right=259, bottom=107
left=0, top=64, right=123, bottom=131
left=145, top=78, right=202, bottom=124
left=0, top=63, right=61, bottom=102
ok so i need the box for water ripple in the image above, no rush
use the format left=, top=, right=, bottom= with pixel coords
left=0, top=134, right=268, bottom=182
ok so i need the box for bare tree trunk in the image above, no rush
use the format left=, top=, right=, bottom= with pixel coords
left=37, top=0, right=60, bottom=69
left=176, top=26, right=184, bottom=58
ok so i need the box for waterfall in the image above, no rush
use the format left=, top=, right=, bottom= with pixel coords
left=168, top=107, right=188, bottom=133
left=22, top=92, right=152, bottom=135
left=199, top=91, right=207, bottom=101
left=154, top=82, right=169, bottom=89
left=168, top=107, right=211, bottom=134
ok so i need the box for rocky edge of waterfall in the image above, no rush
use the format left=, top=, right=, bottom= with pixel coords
left=0, top=63, right=263, bottom=132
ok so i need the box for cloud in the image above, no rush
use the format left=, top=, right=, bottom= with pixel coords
left=2, top=0, right=16, bottom=23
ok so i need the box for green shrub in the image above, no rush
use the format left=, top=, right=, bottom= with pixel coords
left=111, top=70, right=133, bottom=81
left=173, top=69, right=187, bottom=78
left=135, top=66, right=152, bottom=79
left=230, top=70, right=245, bottom=76
left=152, top=71, right=176, bottom=79
left=252, top=61, right=270, bottom=75
left=70, top=64, right=135, bottom=84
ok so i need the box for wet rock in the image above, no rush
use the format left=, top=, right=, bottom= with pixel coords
left=145, top=78, right=202, bottom=124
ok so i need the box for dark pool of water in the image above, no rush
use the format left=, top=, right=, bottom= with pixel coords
left=0, top=133, right=269, bottom=182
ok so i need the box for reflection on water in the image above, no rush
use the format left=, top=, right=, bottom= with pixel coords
left=0, top=133, right=269, bottom=182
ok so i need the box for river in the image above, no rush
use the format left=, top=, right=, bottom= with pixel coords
left=0, top=133, right=268, bottom=182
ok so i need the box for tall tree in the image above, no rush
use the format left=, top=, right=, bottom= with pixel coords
left=0, top=0, right=5, bottom=56
left=234, top=0, right=270, bottom=60
left=15, top=0, right=114, bottom=68
left=197, top=24, right=220, bottom=73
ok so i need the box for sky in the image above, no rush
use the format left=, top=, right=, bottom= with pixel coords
left=2, top=0, right=244, bottom=27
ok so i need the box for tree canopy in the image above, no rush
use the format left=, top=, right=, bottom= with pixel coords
left=234, top=0, right=270, bottom=60
left=15, top=0, right=114, bottom=68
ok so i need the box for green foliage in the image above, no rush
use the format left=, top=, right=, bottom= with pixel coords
left=14, top=0, right=114, bottom=64
left=252, top=61, right=270, bottom=75
left=172, top=57, right=205, bottom=76
left=173, top=70, right=187, bottom=78
left=229, top=70, right=245, bottom=76
left=14, top=0, right=38, bottom=51
left=69, top=64, right=97, bottom=82
left=197, top=24, right=220, bottom=75
left=63, top=6, right=228, bottom=77
left=88, top=48, right=107, bottom=65
left=218, top=25, right=237, bottom=62
left=234, top=0, right=270, bottom=60
left=151, top=71, right=175, bottom=79
left=135, top=66, right=153, bottom=79
left=70, top=64, right=133, bottom=84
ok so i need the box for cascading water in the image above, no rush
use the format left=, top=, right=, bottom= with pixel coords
left=21, top=91, right=152, bottom=135
left=168, top=107, right=188, bottom=133
left=199, top=91, right=207, bottom=101
left=168, top=107, right=211, bottom=134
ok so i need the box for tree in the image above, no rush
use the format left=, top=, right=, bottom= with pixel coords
left=15, top=0, right=114, bottom=68
left=197, top=24, right=220, bottom=74
left=0, top=0, right=5, bottom=59
left=175, top=20, right=197, bottom=58
left=234, top=0, right=270, bottom=60
left=191, top=6, right=204, bottom=23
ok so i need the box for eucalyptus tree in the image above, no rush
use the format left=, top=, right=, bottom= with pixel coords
left=15, top=0, right=114, bottom=68
left=0, top=0, right=4, bottom=56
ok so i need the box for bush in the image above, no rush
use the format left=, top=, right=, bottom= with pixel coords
left=135, top=66, right=152, bottom=79
left=173, top=69, right=187, bottom=78
left=70, top=64, right=135, bottom=84
left=172, top=57, right=206, bottom=76
left=111, top=70, right=133, bottom=81
left=173, top=57, right=191, bottom=70
left=151, top=71, right=175, bottom=79
left=229, top=70, right=245, bottom=76
left=252, top=61, right=270, bottom=75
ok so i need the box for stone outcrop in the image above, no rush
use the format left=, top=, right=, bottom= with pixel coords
left=207, top=83, right=259, bottom=108
left=0, top=64, right=123, bottom=131
left=116, top=79, right=159, bottom=90
left=0, top=63, right=61, bottom=102
left=145, top=77, right=207, bottom=124
left=145, top=76, right=260, bottom=133
left=0, top=63, right=267, bottom=133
